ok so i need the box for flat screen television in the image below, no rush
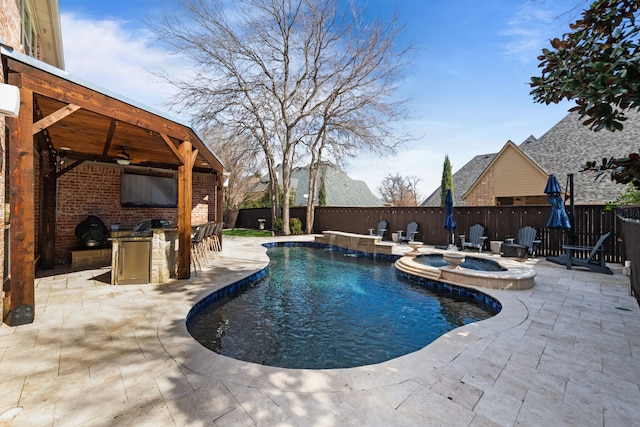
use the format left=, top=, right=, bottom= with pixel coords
left=121, top=174, right=177, bottom=208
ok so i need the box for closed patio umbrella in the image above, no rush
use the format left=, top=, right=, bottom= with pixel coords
left=444, top=189, right=456, bottom=245
left=544, top=175, right=571, bottom=230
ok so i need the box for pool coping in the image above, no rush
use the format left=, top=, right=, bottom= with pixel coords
left=159, top=237, right=531, bottom=393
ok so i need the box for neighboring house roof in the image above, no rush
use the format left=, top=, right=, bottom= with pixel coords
left=420, top=152, right=496, bottom=207
left=518, top=110, right=639, bottom=204
left=276, top=163, right=384, bottom=207
left=421, top=110, right=640, bottom=206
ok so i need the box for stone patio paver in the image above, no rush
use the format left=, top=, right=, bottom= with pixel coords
left=0, top=235, right=638, bottom=426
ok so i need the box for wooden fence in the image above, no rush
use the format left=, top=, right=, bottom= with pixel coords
left=235, top=205, right=625, bottom=264
left=618, top=206, right=640, bottom=303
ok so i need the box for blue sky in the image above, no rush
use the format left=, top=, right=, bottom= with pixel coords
left=57, top=0, right=586, bottom=200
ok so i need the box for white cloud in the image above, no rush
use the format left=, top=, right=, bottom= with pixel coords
left=60, top=12, right=184, bottom=116
left=500, top=0, right=587, bottom=63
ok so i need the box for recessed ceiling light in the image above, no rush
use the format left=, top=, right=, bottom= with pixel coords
left=60, top=147, right=71, bottom=151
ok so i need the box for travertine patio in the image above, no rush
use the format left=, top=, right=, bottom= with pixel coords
left=0, top=235, right=638, bottom=426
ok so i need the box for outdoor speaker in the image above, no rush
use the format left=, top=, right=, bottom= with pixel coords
left=0, top=83, right=20, bottom=118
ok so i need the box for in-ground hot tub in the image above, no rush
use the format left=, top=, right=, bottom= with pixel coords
left=395, top=250, right=535, bottom=290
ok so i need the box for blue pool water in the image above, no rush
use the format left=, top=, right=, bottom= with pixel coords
left=415, top=253, right=507, bottom=271
left=187, top=245, right=500, bottom=369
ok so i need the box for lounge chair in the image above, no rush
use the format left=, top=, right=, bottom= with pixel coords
left=368, top=220, right=387, bottom=239
left=460, top=224, right=487, bottom=252
left=399, top=221, right=419, bottom=243
left=547, top=232, right=612, bottom=274
left=516, top=226, right=541, bottom=258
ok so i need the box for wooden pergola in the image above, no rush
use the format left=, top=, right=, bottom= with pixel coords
left=2, top=46, right=224, bottom=326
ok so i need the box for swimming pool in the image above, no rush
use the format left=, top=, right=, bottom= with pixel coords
left=187, top=244, right=500, bottom=369
left=415, top=253, right=507, bottom=271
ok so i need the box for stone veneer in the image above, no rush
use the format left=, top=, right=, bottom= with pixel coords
left=71, top=247, right=112, bottom=269
left=151, top=228, right=178, bottom=284
left=110, top=228, right=179, bottom=285
left=314, top=231, right=394, bottom=255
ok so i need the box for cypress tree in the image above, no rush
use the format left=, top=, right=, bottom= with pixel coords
left=318, top=172, right=327, bottom=207
left=440, top=155, right=454, bottom=207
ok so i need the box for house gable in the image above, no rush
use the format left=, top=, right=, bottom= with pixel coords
left=463, top=141, right=549, bottom=206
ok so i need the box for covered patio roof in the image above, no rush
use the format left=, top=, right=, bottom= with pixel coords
left=2, top=43, right=224, bottom=326
left=2, top=44, right=223, bottom=172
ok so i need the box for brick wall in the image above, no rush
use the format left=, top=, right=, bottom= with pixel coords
left=54, top=162, right=216, bottom=265
left=0, top=0, right=22, bottom=48
left=465, top=167, right=495, bottom=206
left=193, top=172, right=218, bottom=223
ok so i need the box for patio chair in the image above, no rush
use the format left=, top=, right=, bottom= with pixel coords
left=459, top=224, right=487, bottom=252
left=400, top=221, right=419, bottom=243
left=190, top=225, right=208, bottom=275
left=515, top=226, right=541, bottom=258
left=554, top=232, right=613, bottom=275
left=368, top=220, right=387, bottom=239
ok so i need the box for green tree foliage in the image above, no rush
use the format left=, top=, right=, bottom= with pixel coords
left=273, top=217, right=304, bottom=234
left=240, top=188, right=271, bottom=209
left=440, top=155, right=454, bottom=207
left=289, top=218, right=304, bottom=235
left=318, top=173, right=327, bottom=207
left=530, top=0, right=640, bottom=188
left=604, top=183, right=640, bottom=210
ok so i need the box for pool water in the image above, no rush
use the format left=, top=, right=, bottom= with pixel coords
left=415, top=253, right=507, bottom=271
left=187, top=246, right=499, bottom=369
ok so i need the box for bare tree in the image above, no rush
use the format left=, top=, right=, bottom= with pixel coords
left=151, top=0, right=411, bottom=234
left=200, top=126, right=263, bottom=209
left=378, top=173, right=422, bottom=207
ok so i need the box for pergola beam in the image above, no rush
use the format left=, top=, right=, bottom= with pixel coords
left=32, top=103, right=80, bottom=135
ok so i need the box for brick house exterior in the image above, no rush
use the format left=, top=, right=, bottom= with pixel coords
left=422, top=111, right=640, bottom=207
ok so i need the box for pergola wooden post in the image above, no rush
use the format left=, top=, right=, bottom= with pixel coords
left=7, top=82, right=36, bottom=326
left=177, top=140, right=198, bottom=279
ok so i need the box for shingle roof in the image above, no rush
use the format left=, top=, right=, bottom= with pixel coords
left=519, top=110, right=640, bottom=203
left=421, top=110, right=640, bottom=206
left=286, top=163, right=384, bottom=207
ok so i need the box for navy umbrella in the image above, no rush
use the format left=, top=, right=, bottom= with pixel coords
left=444, top=189, right=456, bottom=244
left=544, top=175, right=571, bottom=230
